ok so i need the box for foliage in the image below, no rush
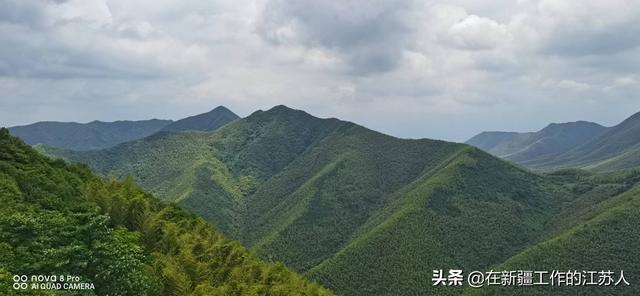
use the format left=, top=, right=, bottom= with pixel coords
left=464, top=185, right=640, bottom=296
left=40, top=106, right=640, bottom=296
left=0, top=128, right=332, bottom=295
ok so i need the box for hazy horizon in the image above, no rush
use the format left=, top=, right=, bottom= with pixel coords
left=4, top=103, right=638, bottom=143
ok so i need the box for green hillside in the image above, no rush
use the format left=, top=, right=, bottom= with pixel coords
left=39, top=131, right=244, bottom=236
left=0, top=128, right=332, bottom=295
left=305, top=147, right=570, bottom=295
left=41, top=106, right=346, bottom=237
left=42, top=106, right=640, bottom=295
left=243, top=122, right=461, bottom=271
left=8, top=119, right=172, bottom=150
left=464, top=171, right=640, bottom=296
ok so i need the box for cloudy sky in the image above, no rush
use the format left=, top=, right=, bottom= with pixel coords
left=1, top=0, right=639, bottom=142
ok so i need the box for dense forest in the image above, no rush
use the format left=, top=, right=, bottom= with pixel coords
left=35, top=106, right=640, bottom=295
left=0, top=128, right=332, bottom=295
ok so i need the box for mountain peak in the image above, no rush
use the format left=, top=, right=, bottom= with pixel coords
left=247, top=105, right=351, bottom=130
left=248, top=105, right=314, bottom=120
left=271, top=104, right=290, bottom=110
left=467, top=120, right=608, bottom=163
left=540, top=120, right=605, bottom=134
left=267, top=104, right=299, bottom=113
left=211, top=105, right=233, bottom=113
left=161, top=106, right=239, bottom=132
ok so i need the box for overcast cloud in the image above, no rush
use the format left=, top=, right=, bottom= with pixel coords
left=1, top=0, right=639, bottom=141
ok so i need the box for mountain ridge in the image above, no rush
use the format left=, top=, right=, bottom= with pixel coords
left=7, top=105, right=239, bottom=151
left=0, top=128, right=333, bottom=295
left=35, top=105, right=599, bottom=295
left=8, top=118, right=172, bottom=150
left=161, top=105, right=239, bottom=132
left=466, top=120, right=607, bottom=163
left=40, top=105, right=640, bottom=295
left=464, top=114, right=640, bottom=172
left=519, top=111, right=640, bottom=171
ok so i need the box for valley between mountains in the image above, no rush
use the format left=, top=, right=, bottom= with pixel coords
left=18, top=105, right=640, bottom=295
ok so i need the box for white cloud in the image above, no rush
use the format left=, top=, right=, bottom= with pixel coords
left=445, top=15, right=508, bottom=50
left=0, top=0, right=639, bottom=141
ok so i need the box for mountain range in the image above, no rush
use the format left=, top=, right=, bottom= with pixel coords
left=466, top=121, right=607, bottom=162
left=37, top=105, right=640, bottom=295
left=7, top=106, right=238, bottom=150
left=0, top=128, right=331, bottom=295
left=467, top=111, right=640, bottom=172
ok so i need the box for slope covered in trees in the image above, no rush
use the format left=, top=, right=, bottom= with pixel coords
left=8, top=119, right=173, bottom=151
left=41, top=106, right=346, bottom=237
left=42, top=106, right=640, bottom=295
left=0, top=128, right=332, bottom=296
left=464, top=170, right=640, bottom=296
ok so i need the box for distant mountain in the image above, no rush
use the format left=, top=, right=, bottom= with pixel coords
left=465, top=131, right=528, bottom=156
left=467, top=121, right=607, bottom=164
left=43, top=105, right=640, bottom=295
left=8, top=119, right=172, bottom=150
left=7, top=106, right=239, bottom=151
left=161, top=106, right=239, bottom=132
left=0, top=128, right=332, bottom=295
left=524, top=111, right=640, bottom=171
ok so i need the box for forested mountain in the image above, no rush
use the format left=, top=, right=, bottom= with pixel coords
left=42, top=105, right=640, bottom=295
left=0, top=128, right=332, bottom=296
left=6, top=106, right=239, bottom=151
left=466, top=121, right=607, bottom=164
left=161, top=106, right=239, bottom=132
left=523, top=111, right=640, bottom=171
left=464, top=169, right=640, bottom=296
left=8, top=119, right=172, bottom=150
left=468, top=111, right=640, bottom=172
